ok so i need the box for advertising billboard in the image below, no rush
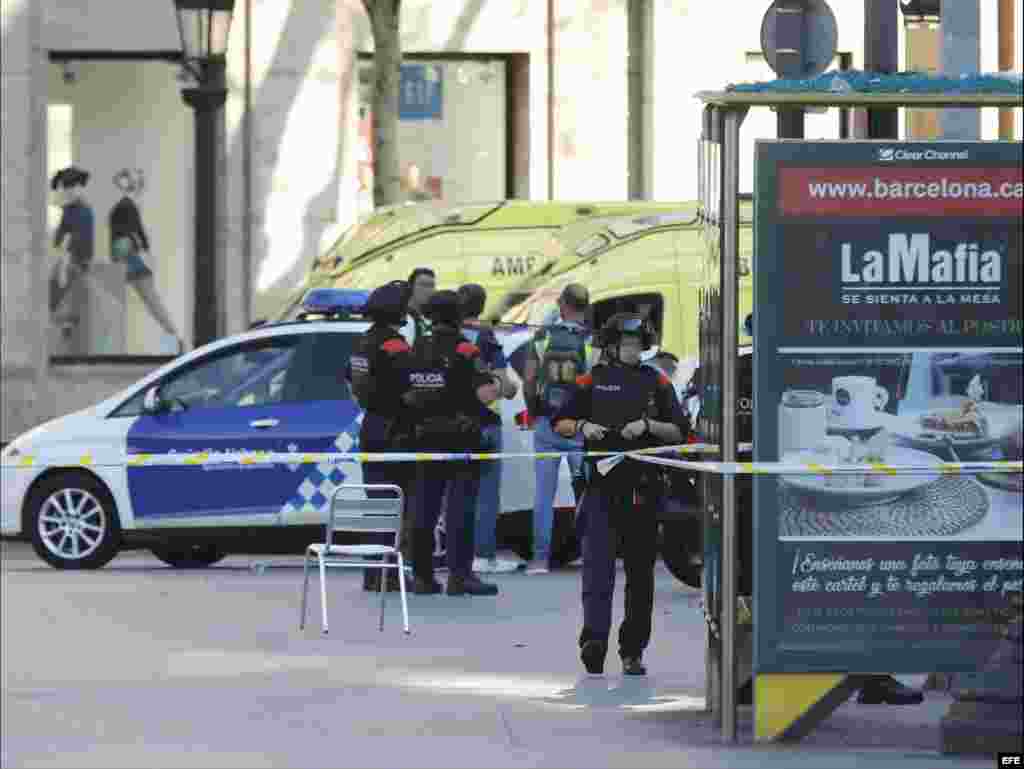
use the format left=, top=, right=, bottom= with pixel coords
left=754, top=141, right=1023, bottom=673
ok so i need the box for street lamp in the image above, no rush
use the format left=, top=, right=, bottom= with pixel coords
left=174, top=0, right=235, bottom=348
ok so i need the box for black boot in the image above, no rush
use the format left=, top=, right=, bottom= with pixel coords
left=447, top=574, right=499, bottom=596
left=412, top=575, right=443, bottom=595
left=621, top=656, right=647, bottom=676
left=738, top=678, right=753, bottom=705
left=857, top=675, right=924, bottom=705
left=580, top=640, right=607, bottom=675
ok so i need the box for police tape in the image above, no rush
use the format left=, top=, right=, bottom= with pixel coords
left=4, top=443, right=1020, bottom=477
left=4, top=442, right=729, bottom=469
left=627, top=453, right=1024, bottom=476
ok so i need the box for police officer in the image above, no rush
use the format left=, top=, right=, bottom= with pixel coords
left=349, top=280, right=416, bottom=592
left=552, top=313, right=689, bottom=675
left=405, top=290, right=502, bottom=596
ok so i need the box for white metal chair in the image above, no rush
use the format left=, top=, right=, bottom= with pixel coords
left=300, top=483, right=410, bottom=635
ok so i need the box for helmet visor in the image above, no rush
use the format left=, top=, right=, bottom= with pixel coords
left=618, top=317, right=645, bottom=334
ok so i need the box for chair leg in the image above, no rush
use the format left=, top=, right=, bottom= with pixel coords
left=300, top=552, right=311, bottom=630
left=318, top=554, right=329, bottom=635
left=397, top=552, right=410, bottom=635
left=379, top=561, right=387, bottom=632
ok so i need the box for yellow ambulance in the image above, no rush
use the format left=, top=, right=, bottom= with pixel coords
left=487, top=204, right=700, bottom=321
left=276, top=199, right=688, bottom=320
left=499, top=207, right=754, bottom=383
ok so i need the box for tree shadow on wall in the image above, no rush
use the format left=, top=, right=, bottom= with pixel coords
left=246, top=0, right=491, bottom=321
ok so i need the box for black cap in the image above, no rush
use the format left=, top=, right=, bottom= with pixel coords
left=425, top=289, right=463, bottom=327
left=457, top=283, right=487, bottom=319
left=559, top=283, right=589, bottom=310
left=364, top=280, right=409, bottom=324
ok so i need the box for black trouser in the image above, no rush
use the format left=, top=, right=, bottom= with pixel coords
left=411, top=458, right=480, bottom=581
left=579, top=471, right=659, bottom=660
left=360, top=414, right=415, bottom=587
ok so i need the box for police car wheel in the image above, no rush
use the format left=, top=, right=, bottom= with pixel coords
left=28, top=472, right=122, bottom=570
left=150, top=544, right=226, bottom=569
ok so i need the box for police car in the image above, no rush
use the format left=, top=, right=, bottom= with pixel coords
left=0, top=290, right=574, bottom=570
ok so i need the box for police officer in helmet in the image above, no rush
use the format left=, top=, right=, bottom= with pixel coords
left=552, top=313, right=689, bottom=675
left=406, top=290, right=502, bottom=596
left=349, top=280, right=416, bottom=592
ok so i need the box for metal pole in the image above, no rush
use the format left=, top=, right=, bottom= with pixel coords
left=242, top=0, right=253, bottom=329
left=547, top=0, right=556, bottom=200
left=774, top=0, right=805, bottom=139
left=720, top=105, right=745, bottom=744
left=183, top=58, right=227, bottom=348
left=627, top=0, right=649, bottom=199
left=998, top=0, right=1015, bottom=140
left=940, top=0, right=980, bottom=140
left=865, top=0, right=899, bottom=139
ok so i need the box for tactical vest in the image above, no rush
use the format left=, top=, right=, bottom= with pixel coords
left=535, top=323, right=591, bottom=415
left=407, top=328, right=482, bottom=450
left=587, top=363, right=661, bottom=455
left=350, top=325, right=408, bottom=415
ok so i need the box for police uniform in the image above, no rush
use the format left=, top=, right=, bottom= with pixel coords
left=349, top=280, right=415, bottom=592
left=552, top=314, right=689, bottom=675
left=405, top=291, right=500, bottom=596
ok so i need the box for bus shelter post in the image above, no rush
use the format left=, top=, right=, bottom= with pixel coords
left=720, top=104, right=747, bottom=744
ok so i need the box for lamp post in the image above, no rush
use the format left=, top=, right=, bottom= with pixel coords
left=174, top=0, right=235, bottom=348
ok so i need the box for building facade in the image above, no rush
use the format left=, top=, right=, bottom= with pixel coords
left=2, top=0, right=1020, bottom=441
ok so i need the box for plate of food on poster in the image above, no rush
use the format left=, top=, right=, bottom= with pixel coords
left=778, top=432, right=943, bottom=507
left=889, top=377, right=1024, bottom=458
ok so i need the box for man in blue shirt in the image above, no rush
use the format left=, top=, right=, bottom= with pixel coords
left=522, top=283, right=594, bottom=574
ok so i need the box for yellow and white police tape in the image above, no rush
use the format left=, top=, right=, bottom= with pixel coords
left=4, top=443, right=1020, bottom=476
left=4, top=442, right=727, bottom=468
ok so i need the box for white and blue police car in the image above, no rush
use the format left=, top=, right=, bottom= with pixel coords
left=1, top=289, right=574, bottom=569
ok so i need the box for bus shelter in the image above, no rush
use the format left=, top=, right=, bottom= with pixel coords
left=692, top=81, right=1023, bottom=746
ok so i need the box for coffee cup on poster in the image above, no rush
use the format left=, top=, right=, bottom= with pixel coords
left=778, top=389, right=827, bottom=454
left=830, top=376, right=889, bottom=430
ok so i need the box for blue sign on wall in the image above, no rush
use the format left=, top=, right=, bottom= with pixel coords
left=399, top=64, right=443, bottom=121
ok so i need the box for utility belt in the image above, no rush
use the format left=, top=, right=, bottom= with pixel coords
left=412, top=412, right=482, bottom=452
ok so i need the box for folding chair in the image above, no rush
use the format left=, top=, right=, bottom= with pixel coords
left=299, top=483, right=410, bottom=635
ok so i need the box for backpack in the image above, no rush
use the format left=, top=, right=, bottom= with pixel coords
left=535, top=323, right=591, bottom=414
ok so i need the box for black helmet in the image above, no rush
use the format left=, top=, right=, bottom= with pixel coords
left=457, top=283, right=487, bottom=319
left=364, top=280, right=409, bottom=325
left=599, top=312, right=655, bottom=351
left=424, top=289, right=463, bottom=327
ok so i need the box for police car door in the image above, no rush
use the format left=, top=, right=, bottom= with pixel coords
left=126, top=335, right=304, bottom=525
left=273, top=330, right=366, bottom=526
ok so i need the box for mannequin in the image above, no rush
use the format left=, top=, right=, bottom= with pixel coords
left=109, top=168, right=184, bottom=354
left=49, top=166, right=95, bottom=317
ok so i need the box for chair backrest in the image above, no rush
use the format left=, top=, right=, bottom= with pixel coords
left=326, top=483, right=404, bottom=549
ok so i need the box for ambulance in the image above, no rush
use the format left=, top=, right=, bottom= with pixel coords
left=499, top=206, right=755, bottom=387
left=276, top=199, right=688, bottom=321
left=487, top=204, right=700, bottom=321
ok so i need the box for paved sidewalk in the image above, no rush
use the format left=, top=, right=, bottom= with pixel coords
left=1, top=543, right=992, bottom=768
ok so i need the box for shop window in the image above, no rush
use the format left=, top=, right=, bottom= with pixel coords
left=47, top=59, right=189, bottom=359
